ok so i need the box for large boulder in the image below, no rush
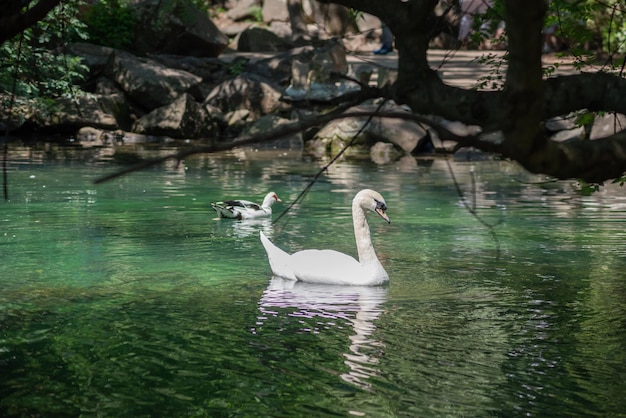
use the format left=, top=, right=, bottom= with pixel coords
left=67, top=43, right=114, bottom=73
left=150, top=54, right=234, bottom=91
left=104, top=50, right=203, bottom=110
left=241, top=114, right=303, bottom=150
left=282, top=39, right=356, bottom=101
left=205, top=73, right=286, bottom=118
left=32, top=93, right=126, bottom=132
left=313, top=104, right=429, bottom=154
left=235, top=27, right=294, bottom=52
left=246, top=45, right=316, bottom=85
left=131, top=0, right=229, bottom=57
left=132, top=93, right=223, bottom=138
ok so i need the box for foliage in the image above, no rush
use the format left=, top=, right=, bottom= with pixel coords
left=474, top=53, right=506, bottom=90
left=469, top=0, right=624, bottom=58
left=349, top=8, right=365, bottom=22
left=82, top=0, right=137, bottom=49
left=575, top=180, right=601, bottom=195
left=0, top=0, right=88, bottom=99
left=248, top=6, right=264, bottom=23
left=545, top=0, right=595, bottom=49
left=189, top=0, right=210, bottom=14
left=580, top=0, right=625, bottom=55
left=228, top=58, right=248, bottom=76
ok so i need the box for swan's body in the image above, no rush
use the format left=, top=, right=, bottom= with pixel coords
left=212, top=192, right=281, bottom=220
left=260, top=189, right=390, bottom=286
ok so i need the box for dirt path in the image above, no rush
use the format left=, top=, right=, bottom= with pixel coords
left=345, top=49, right=590, bottom=89
left=224, top=48, right=594, bottom=90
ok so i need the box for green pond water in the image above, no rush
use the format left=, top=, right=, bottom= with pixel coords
left=1, top=146, right=626, bottom=417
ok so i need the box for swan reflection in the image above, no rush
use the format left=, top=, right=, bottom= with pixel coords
left=256, top=276, right=388, bottom=390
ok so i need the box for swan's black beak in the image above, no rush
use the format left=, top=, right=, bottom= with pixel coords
left=375, top=200, right=390, bottom=223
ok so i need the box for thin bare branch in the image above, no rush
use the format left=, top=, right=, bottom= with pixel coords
left=0, top=0, right=62, bottom=44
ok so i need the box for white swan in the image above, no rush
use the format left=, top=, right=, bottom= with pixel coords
left=260, top=189, right=390, bottom=286
left=211, top=192, right=281, bottom=220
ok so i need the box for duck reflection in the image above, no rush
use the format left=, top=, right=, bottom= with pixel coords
left=215, top=217, right=274, bottom=239
left=256, top=276, right=388, bottom=390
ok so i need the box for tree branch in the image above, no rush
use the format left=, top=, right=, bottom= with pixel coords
left=94, top=107, right=482, bottom=184
left=0, top=0, right=62, bottom=44
left=543, top=72, right=626, bottom=117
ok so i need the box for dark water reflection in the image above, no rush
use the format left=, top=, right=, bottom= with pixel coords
left=1, top=147, right=626, bottom=417
left=257, top=277, right=387, bottom=393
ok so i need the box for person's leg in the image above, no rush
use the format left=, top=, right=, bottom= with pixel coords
left=374, top=22, right=393, bottom=54
left=458, top=14, right=473, bottom=48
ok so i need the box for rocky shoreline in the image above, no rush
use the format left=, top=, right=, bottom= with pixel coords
left=2, top=0, right=616, bottom=165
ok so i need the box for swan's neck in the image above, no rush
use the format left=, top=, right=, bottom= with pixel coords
left=353, top=202, right=379, bottom=266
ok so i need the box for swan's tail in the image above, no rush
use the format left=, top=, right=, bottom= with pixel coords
left=259, top=231, right=295, bottom=280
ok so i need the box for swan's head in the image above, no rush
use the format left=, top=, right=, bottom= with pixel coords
left=263, top=192, right=281, bottom=207
left=354, top=189, right=390, bottom=223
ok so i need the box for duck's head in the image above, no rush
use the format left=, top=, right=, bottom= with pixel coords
left=263, top=192, right=281, bottom=206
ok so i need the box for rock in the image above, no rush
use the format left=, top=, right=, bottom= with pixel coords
left=219, top=21, right=254, bottom=37
left=104, top=50, right=203, bottom=110
left=226, top=0, right=262, bottom=21
left=282, top=39, right=359, bottom=101
left=262, top=0, right=289, bottom=23
left=225, top=108, right=252, bottom=126
left=242, top=114, right=303, bottom=150
left=545, top=115, right=578, bottom=132
left=314, top=104, right=428, bottom=154
left=33, top=93, right=123, bottom=132
left=97, top=92, right=133, bottom=131
left=205, top=73, right=286, bottom=118
left=370, top=141, right=402, bottom=165
left=67, top=43, right=114, bottom=73
left=308, top=41, right=348, bottom=83
left=349, top=64, right=374, bottom=86
left=93, top=77, right=121, bottom=95
left=550, top=126, right=584, bottom=142
left=374, top=110, right=428, bottom=153
left=246, top=45, right=316, bottom=85
left=590, top=113, right=626, bottom=140
left=76, top=126, right=179, bottom=148
left=76, top=126, right=110, bottom=147
left=283, top=60, right=310, bottom=100
left=307, top=2, right=358, bottom=35
left=149, top=54, right=233, bottom=89
left=235, top=26, right=294, bottom=52
left=131, top=0, right=229, bottom=57
left=304, top=138, right=328, bottom=158
left=377, top=66, right=398, bottom=88
left=132, top=93, right=223, bottom=138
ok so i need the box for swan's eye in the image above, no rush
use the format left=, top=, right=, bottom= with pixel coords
left=374, top=199, right=387, bottom=211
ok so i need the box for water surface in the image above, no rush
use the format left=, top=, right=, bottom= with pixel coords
left=1, top=148, right=626, bottom=417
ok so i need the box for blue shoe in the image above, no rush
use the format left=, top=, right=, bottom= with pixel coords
left=373, top=45, right=393, bottom=55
